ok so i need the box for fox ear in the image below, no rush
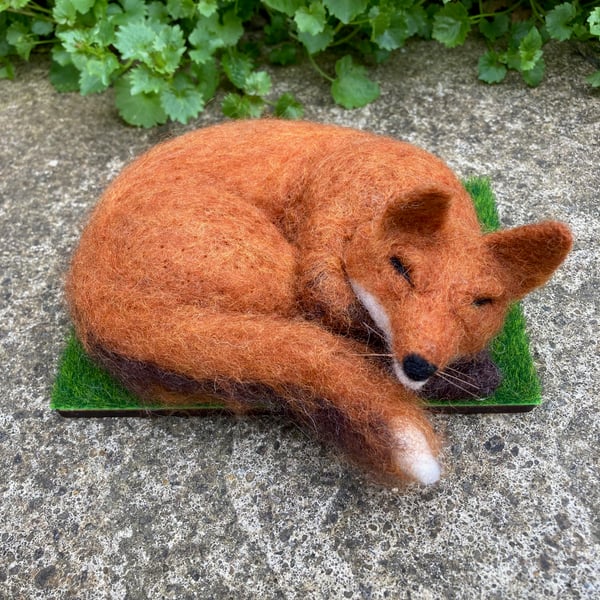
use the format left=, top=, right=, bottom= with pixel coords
left=381, top=186, right=452, bottom=236
left=486, top=221, right=573, bottom=298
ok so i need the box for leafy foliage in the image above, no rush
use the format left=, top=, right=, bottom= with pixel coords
left=331, top=55, right=379, bottom=108
left=1, top=1, right=599, bottom=127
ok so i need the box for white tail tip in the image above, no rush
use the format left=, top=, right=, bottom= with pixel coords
left=392, top=424, right=441, bottom=485
left=407, top=454, right=441, bottom=486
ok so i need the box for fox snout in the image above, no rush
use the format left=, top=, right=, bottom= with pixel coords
left=393, top=353, right=438, bottom=390
left=401, top=354, right=438, bottom=381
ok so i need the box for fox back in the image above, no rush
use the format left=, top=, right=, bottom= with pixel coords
left=66, top=120, right=572, bottom=484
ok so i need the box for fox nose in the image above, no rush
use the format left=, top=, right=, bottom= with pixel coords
left=403, top=354, right=438, bottom=382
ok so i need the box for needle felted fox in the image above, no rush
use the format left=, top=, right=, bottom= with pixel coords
left=66, top=120, right=572, bottom=485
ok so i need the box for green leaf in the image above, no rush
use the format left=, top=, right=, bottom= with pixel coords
left=568, top=23, right=587, bottom=40
left=323, top=0, right=368, bottom=24
left=31, top=20, right=55, bottom=37
left=79, top=53, right=120, bottom=95
left=71, top=0, right=96, bottom=13
left=114, top=20, right=185, bottom=75
left=56, top=28, right=91, bottom=56
left=91, top=15, right=116, bottom=46
left=479, top=14, right=509, bottom=42
left=53, top=0, right=96, bottom=26
left=262, top=0, right=303, bottom=18
left=478, top=50, right=507, bottom=84
left=509, top=20, right=535, bottom=47
left=49, top=60, right=81, bottom=92
left=189, top=49, right=210, bottom=65
left=331, top=55, right=380, bottom=109
left=238, top=40, right=261, bottom=61
left=146, top=1, right=169, bottom=21
left=198, top=0, right=218, bottom=17
left=369, top=6, right=420, bottom=51
left=587, top=69, right=600, bottom=87
left=150, top=21, right=186, bottom=75
left=243, top=71, right=272, bottom=96
left=298, top=25, right=334, bottom=54
left=188, top=17, right=221, bottom=64
left=6, top=22, right=35, bottom=60
left=221, top=92, right=265, bottom=118
left=505, top=48, right=521, bottom=71
left=588, top=8, right=600, bottom=37
left=160, top=75, right=205, bottom=124
left=190, top=57, right=219, bottom=100
left=0, top=34, right=7, bottom=61
left=519, top=27, right=543, bottom=71
left=114, top=77, right=167, bottom=127
left=545, top=3, right=576, bottom=42
left=0, top=58, right=15, bottom=81
left=372, top=47, right=391, bottom=64
left=265, top=13, right=289, bottom=44
left=114, top=21, right=156, bottom=63
left=0, top=0, right=30, bottom=9
left=51, top=44, right=73, bottom=67
left=268, top=42, right=298, bottom=65
left=221, top=50, right=254, bottom=89
left=521, top=57, right=545, bottom=87
left=432, top=3, right=471, bottom=48
left=166, top=0, right=196, bottom=20
left=505, top=21, right=533, bottom=71
left=294, top=2, right=327, bottom=36
left=188, top=10, right=243, bottom=63
left=217, top=9, right=245, bottom=46
left=370, top=7, right=396, bottom=50
left=110, top=0, right=146, bottom=26
left=274, top=92, right=304, bottom=119
left=234, top=0, right=259, bottom=20
left=400, top=4, right=429, bottom=39
left=128, top=65, right=169, bottom=95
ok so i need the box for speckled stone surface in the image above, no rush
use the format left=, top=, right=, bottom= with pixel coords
left=1, top=40, right=598, bottom=599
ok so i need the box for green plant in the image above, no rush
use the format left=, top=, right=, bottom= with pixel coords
left=1, top=1, right=599, bottom=126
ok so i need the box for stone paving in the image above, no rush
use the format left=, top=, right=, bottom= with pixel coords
left=0, top=40, right=598, bottom=598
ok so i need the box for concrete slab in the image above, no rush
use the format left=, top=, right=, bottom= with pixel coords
left=0, top=39, right=598, bottom=599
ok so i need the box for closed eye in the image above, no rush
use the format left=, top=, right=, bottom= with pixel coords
left=473, top=297, right=494, bottom=307
left=390, top=256, right=413, bottom=285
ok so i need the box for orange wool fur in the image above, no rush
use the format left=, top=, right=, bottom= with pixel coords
left=66, top=120, right=572, bottom=485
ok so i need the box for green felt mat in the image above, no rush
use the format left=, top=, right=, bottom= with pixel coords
left=51, top=178, right=542, bottom=415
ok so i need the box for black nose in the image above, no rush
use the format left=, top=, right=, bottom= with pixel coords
left=403, top=354, right=438, bottom=381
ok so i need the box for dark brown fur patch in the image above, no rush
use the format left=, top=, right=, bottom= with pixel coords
left=419, top=350, right=502, bottom=401
left=89, top=339, right=284, bottom=411
left=309, top=399, right=395, bottom=470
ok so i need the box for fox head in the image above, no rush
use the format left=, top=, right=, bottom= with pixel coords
left=344, top=185, right=573, bottom=391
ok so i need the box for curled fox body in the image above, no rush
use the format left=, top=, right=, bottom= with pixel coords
left=67, top=120, right=572, bottom=485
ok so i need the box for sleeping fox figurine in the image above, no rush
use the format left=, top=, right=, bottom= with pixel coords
left=66, top=120, right=572, bottom=485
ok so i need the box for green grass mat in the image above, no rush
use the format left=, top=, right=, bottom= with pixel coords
left=51, top=177, right=541, bottom=415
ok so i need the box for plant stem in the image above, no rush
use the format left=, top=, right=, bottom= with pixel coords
left=330, top=28, right=360, bottom=48
left=30, top=2, right=53, bottom=15
left=470, top=2, right=526, bottom=23
left=5, top=8, right=54, bottom=22
left=306, top=52, right=334, bottom=82
left=529, top=0, right=544, bottom=21
left=117, top=59, right=135, bottom=77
